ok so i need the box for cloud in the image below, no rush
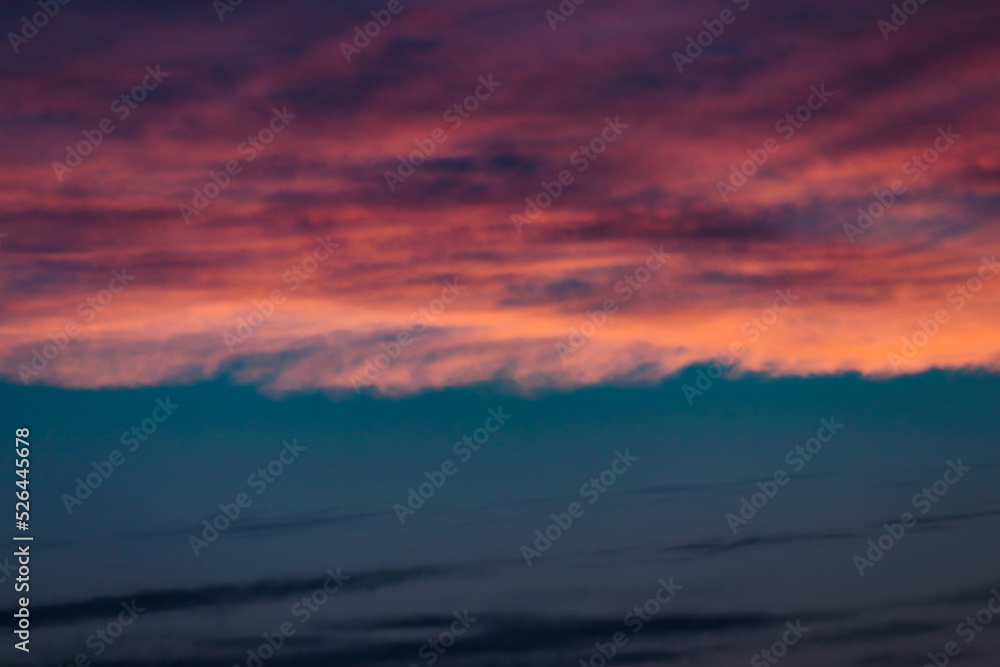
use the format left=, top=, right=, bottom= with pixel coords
left=2, top=0, right=998, bottom=393
left=9, top=566, right=449, bottom=625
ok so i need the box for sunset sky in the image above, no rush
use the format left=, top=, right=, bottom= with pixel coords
left=3, top=2, right=1000, bottom=667
left=2, top=0, right=999, bottom=394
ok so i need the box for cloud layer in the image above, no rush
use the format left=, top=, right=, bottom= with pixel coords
left=2, top=0, right=999, bottom=393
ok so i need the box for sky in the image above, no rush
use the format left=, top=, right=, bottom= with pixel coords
left=5, top=373, right=1000, bottom=667
left=1, top=0, right=999, bottom=393
left=1, top=1, right=999, bottom=666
